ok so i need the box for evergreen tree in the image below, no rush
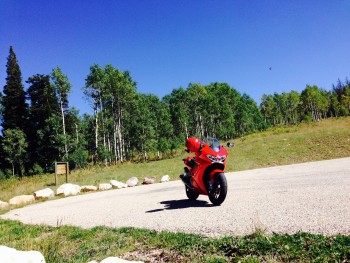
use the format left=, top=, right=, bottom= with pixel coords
left=26, top=74, right=61, bottom=171
left=2, top=46, right=28, bottom=132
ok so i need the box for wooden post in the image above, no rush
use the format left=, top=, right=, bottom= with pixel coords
left=55, top=162, right=69, bottom=185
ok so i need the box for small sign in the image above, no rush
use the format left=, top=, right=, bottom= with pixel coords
left=55, top=162, right=69, bottom=185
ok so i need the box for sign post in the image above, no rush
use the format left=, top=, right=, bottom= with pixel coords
left=55, top=162, right=69, bottom=185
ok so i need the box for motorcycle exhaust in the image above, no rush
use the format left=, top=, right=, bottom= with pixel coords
left=180, top=174, right=193, bottom=189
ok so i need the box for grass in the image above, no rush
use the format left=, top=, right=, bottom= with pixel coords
left=0, top=219, right=349, bottom=262
left=0, top=117, right=350, bottom=262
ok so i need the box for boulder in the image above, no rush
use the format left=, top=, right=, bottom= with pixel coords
left=142, top=177, right=155, bottom=185
left=0, top=200, right=9, bottom=209
left=56, top=183, right=81, bottom=197
left=110, top=180, right=128, bottom=189
left=34, top=188, right=54, bottom=199
left=160, top=175, right=170, bottom=183
left=81, top=185, right=98, bottom=192
left=99, top=183, right=113, bottom=191
left=0, top=245, right=45, bottom=263
left=100, top=257, right=143, bottom=263
left=9, top=195, right=35, bottom=206
left=126, top=177, right=138, bottom=187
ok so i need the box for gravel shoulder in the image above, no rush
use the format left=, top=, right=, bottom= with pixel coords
left=2, top=157, right=350, bottom=237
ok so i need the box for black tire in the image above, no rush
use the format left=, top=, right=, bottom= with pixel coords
left=208, top=173, right=227, bottom=206
left=185, top=185, right=199, bottom=200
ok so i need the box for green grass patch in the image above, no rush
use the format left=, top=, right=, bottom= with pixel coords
left=0, top=219, right=349, bottom=262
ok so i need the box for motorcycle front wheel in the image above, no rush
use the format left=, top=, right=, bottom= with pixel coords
left=208, top=173, right=227, bottom=206
left=185, top=185, right=199, bottom=200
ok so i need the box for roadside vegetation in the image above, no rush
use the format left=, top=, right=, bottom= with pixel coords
left=1, top=219, right=349, bottom=263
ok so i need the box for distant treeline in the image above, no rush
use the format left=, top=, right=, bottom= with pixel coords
left=1, top=46, right=349, bottom=177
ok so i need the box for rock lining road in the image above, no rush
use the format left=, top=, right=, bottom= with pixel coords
left=2, top=158, right=350, bottom=237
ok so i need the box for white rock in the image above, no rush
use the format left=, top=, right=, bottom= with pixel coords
left=34, top=188, right=54, bottom=199
left=81, top=185, right=98, bottom=192
left=0, top=245, right=45, bottom=263
left=56, top=183, right=81, bottom=197
left=126, top=177, right=138, bottom=187
left=142, top=177, right=155, bottom=184
left=100, top=257, right=143, bottom=263
left=99, top=183, right=113, bottom=190
left=110, top=180, right=128, bottom=189
left=9, top=195, right=35, bottom=206
left=0, top=200, right=9, bottom=209
left=160, top=175, right=170, bottom=183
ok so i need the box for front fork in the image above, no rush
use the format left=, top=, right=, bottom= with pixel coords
left=206, top=169, right=223, bottom=194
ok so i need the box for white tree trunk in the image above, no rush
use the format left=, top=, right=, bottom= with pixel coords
left=94, top=103, right=99, bottom=161
left=60, top=100, right=68, bottom=159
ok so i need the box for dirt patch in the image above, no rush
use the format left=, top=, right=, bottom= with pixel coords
left=123, top=248, right=187, bottom=263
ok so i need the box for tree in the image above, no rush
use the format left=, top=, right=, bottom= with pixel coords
left=26, top=74, right=61, bottom=170
left=260, top=94, right=276, bottom=125
left=206, top=83, right=236, bottom=139
left=186, top=83, right=208, bottom=137
left=165, top=88, right=191, bottom=138
left=300, top=85, right=323, bottom=121
left=236, top=94, right=266, bottom=137
left=288, top=91, right=300, bottom=124
left=51, top=67, right=71, bottom=159
left=83, top=64, right=106, bottom=163
left=1, top=46, right=28, bottom=132
left=67, top=108, right=88, bottom=168
left=104, top=66, right=137, bottom=163
left=2, top=129, right=28, bottom=177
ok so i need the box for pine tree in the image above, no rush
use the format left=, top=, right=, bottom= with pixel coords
left=26, top=74, right=61, bottom=171
left=2, top=46, right=28, bottom=132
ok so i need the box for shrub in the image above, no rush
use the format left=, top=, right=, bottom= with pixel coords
left=29, top=163, right=44, bottom=176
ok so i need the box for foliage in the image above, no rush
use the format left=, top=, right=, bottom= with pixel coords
left=28, top=163, right=44, bottom=176
left=2, top=129, right=28, bottom=177
left=260, top=79, right=350, bottom=126
left=51, top=66, right=72, bottom=159
left=1, top=46, right=28, bottom=132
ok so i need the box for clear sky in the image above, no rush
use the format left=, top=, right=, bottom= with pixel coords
left=1, top=0, right=349, bottom=115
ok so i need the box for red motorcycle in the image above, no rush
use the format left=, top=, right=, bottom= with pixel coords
left=180, top=137, right=229, bottom=206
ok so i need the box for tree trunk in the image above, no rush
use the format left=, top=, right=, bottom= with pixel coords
left=99, top=96, right=107, bottom=166
left=94, top=103, right=99, bottom=163
left=60, top=99, right=68, bottom=159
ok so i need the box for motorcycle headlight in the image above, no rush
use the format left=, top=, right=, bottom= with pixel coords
left=206, top=154, right=226, bottom=163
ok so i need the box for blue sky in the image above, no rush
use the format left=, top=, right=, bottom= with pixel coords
left=1, top=0, right=349, bottom=115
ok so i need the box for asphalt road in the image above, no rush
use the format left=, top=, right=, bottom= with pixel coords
left=2, top=158, right=350, bottom=237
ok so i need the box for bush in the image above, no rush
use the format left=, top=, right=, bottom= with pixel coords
left=0, top=170, right=5, bottom=181
left=29, top=163, right=44, bottom=176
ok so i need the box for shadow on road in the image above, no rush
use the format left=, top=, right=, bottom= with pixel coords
left=146, top=199, right=211, bottom=213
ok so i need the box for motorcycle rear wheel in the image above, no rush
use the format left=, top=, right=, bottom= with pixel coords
left=185, top=185, right=199, bottom=200
left=208, top=173, right=227, bottom=206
